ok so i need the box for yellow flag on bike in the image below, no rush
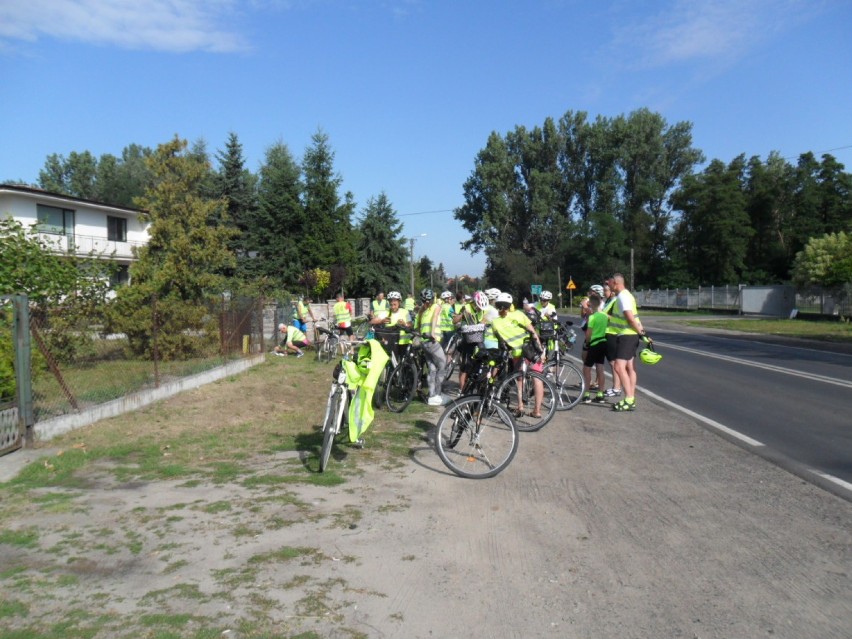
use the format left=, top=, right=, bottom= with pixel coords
left=348, top=339, right=390, bottom=442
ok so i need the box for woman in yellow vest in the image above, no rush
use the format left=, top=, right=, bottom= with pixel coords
left=414, top=288, right=447, bottom=406
left=370, top=291, right=411, bottom=360
left=333, top=292, right=355, bottom=342
left=491, top=292, right=544, bottom=418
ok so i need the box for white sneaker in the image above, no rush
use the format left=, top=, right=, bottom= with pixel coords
left=427, top=395, right=444, bottom=406
left=274, top=352, right=286, bottom=357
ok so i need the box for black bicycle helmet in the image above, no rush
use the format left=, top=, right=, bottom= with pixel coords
left=420, top=288, right=434, bottom=302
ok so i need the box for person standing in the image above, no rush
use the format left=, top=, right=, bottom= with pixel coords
left=333, top=292, right=355, bottom=342
left=292, top=296, right=315, bottom=335
left=370, top=291, right=389, bottom=321
left=404, top=293, right=416, bottom=322
left=602, top=278, right=622, bottom=397
left=414, top=288, right=447, bottom=406
left=606, top=273, right=647, bottom=412
left=581, top=294, right=607, bottom=404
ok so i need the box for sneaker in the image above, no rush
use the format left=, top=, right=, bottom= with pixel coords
left=604, top=388, right=622, bottom=397
left=274, top=352, right=286, bottom=357
left=592, top=394, right=607, bottom=404
left=582, top=394, right=592, bottom=404
left=427, top=395, right=444, bottom=406
left=612, top=399, right=635, bottom=412
left=589, top=382, right=599, bottom=390
left=296, top=351, right=305, bottom=358
left=351, top=438, right=365, bottom=449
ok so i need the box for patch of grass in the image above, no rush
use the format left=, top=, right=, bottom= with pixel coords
left=200, top=500, right=232, bottom=514
left=140, top=583, right=209, bottom=604
left=248, top=545, right=322, bottom=566
left=684, top=317, right=852, bottom=343
left=0, top=598, right=29, bottom=618
left=162, top=559, right=189, bottom=574
left=0, top=527, right=39, bottom=548
left=138, top=612, right=195, bottom=628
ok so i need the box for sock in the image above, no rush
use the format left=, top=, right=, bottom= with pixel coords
left=626, top=397, right=635, bottom=404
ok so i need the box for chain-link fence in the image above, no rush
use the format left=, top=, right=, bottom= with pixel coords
left=635, top=284, right=851, bottom=317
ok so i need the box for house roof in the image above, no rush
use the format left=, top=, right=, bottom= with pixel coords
left=0, top=183, right=146, bottom=215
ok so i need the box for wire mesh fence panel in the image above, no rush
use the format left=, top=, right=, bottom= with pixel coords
left=24, top=295, right=264, bottom=424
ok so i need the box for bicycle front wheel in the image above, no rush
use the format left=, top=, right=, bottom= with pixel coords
left=543, top=361, right=585, bottom=410
left=318, top=337, right=337, bottom=363
left=496, top=370, right=557, bottom=432
left=385, top=361, right=418, bottom=413
left=320, top=386, right=345, bottom=472
left=435, top=396, right=518, bottom=479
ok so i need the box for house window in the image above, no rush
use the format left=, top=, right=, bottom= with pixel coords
left=37, top=204, right=74, bottom=235
left=110, top=265, right=130, bottom=288
left=107, top=216, right=127, bottom=242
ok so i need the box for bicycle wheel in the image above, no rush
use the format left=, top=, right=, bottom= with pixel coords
left=443, top=334, right=460, bottom=381
left=320, top=386, right=344, bottom=472
left=543, top=361, right=585, bottom=410
left=496, top=370, right=557, bottom=432
left=385, top=360, right=418, bottom=413
left=435, top=396, right=518, bottom=479
left=318, top=336, right=337, bottom=363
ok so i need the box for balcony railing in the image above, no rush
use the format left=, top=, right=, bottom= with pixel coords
left=37, top=232, right=146, bottom=261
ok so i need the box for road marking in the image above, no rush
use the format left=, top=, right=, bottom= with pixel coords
left=637, top=386, right=765, bottom=447
left=658, top=342, right=852, bottom=389
left=812, top=472, right=852, bottom=493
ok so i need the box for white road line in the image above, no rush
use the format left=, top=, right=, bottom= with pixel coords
left=812, top=472, right=852, bottom=493
left=637, top=386, right=765, bottom=447
left=659, top=342, right=852, bottom=389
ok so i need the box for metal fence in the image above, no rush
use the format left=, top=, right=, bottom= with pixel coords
left=635, top=284, right=851, bottom=318
left=1, top=294, right=266, bottom=450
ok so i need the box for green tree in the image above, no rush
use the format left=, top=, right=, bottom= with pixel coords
left=247, top=141, right=305, bottom=289
left=38, top=151, right=98, bottom=199
left=213, top=132, right=258, bottom=276
left=792, top=232, right=852, bottom=289
left=301, top=130, right=357, bottom=289
left=109, top=137, right=236, bottom=359
left=354, top=192, right=407, bottom=295
left=670, top=156, right=752, bottom=284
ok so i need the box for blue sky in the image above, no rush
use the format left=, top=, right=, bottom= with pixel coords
left=1, top=0, right=850, bottom=278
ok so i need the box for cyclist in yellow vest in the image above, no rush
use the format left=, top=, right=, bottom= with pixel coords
left=370, top=291, right=389, bottom=321
left=274, top=323, right=308, bottom=358
left=414, top=288, right=447, bottom=406
left=403, top=293, right=416, bottom=322
left=601, top=278, right=621, bottom=397
left=292, top=297, right=315, bottom=335
left=333, top=292, right=355, bottom=342
left=606, top=273, right=648, bottom=412
left=491, top=292, right=544, bottom=418
left=370, top=291, right=411, bottom=359
left=438, top=290, right=456, bottom=348
left=581, top=293, right=608, bottom=404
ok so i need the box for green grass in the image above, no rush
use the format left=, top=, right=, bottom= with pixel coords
left=683, top=317, right=852, bottom=343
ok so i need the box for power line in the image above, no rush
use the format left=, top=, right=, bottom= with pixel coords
left=398, top=208, right=455, bottom=217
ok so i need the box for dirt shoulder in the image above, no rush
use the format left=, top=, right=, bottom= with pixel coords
left=1, top=360, right=850, bottom=638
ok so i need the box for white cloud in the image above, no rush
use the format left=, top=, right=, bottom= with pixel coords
left=0, top=0, right=249, bottom=53
left=613, top=0, right=814, bottom=69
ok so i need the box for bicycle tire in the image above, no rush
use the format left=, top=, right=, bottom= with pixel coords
left=443, top=334, right=460, bottom=381
left=543, top=361, right=585, bottom=410
left=318, top=337, right=337, bottom=363
left=385, top=360, right=418, bottom=413
left=435, top=396, right=518, bottom=479
left=320, top=386, right=344, bottom=472
left=496, top=370, right=557, bottom=432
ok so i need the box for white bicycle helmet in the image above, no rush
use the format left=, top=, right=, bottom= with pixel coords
left=440, top=290, right=452, bottom=300
left=473, top=291, right=489, bottom=310
left=387, top=291, right=402, bottom=300
left=485, top=288, right=501, bottom=301
left=590, top=285, right=604, bottom=297
left=495, top=292, right=513, bottom=308
left=540, top=290, right=552, bottom=301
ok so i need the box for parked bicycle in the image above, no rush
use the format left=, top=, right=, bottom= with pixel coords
left=434, top=352, right=519, bottom=479
left=383, top=335, right=432, bottom=412
left=540, top=319, right=585, bottom=410
left=318, top=358, right=358, bottom=472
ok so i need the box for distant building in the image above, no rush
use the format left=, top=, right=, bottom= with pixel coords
left=0, top=184, right=150, bottom=287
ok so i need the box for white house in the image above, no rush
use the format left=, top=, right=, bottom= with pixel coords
left=0, top=184, right=150, bottom=286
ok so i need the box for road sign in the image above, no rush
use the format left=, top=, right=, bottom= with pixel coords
left=530, top=284, right=542, bottom=295
left=566, top=278, right=576, bottom=290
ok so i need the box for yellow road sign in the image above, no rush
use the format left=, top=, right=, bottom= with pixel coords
left=566, top=278, right=576, bottom=290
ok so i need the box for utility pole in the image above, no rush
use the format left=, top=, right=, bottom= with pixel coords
left=408, top=233, right=427, bottom=297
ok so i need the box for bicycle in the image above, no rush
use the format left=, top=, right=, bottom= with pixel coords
left=442, top=330, right=461, bottom=382
left=434, top=353, right=519, bottom=479
left=494, top=349, right=558, bottom=432
left=540, top=320, right=585, bottom=411
left=318, top=359, right=355, bottom=472
left=383, top=335, right=432, bottom=413
left=314, top=318, right=339, bottom=363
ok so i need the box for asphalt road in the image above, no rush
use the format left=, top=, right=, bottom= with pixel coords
left=565, top=315, right=852, bottom=496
